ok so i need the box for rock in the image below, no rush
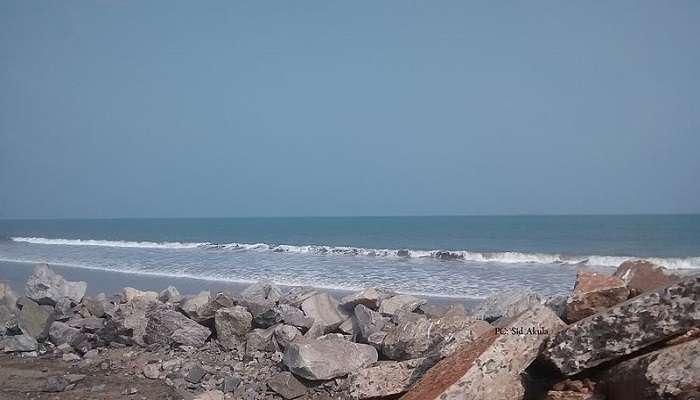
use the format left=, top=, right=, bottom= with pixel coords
left=144, top=305, right=211, bottom=348
left=67, top=317, right=105, bottom=332
left=565, top=270, right=630, bottom=322
left=245, top=326, right=278, bottom=354
left=471, top=288, right=541, bottom=322
left=0, top=282, right=18, bottom=309
left=119, top=295, right=159, bottom=345
left=62, top=353, right=81, bottom=362
left=418, top=303, right=466, bottom=319
left=180, top=291, right=217, bottom=323
left=214, top=306, right=252, bottom=349
left=18, top=297, right=53, bottom=340
left=159, top=286, right=181, bottom=303
left=283, top=338, right=378, bottom=380
left=545, top=379, right=600, bottom=400
left=382, top=315, right=434, bottom=360
left=25, top=264, right=87, bottom=305
left=1, top=334, right=38, bottom=352
left=544, top=294, right=568, bottom=319
left=64, top=374, right=86, bottom=384
left=613, top=260, right=681, bottom=296
left=50, top=321, right=96, bottom=354
left=44, top=376, right=69, bottom=392
left=239, top=281, right=282, bottom=319
left=143, top=362, right=162, bottom=379
left=403, top=303, right=565, bottom=400
left=367, top=331, right=387, bottom=350
left=120, top=287, right=159, bottom=303
left=601, top=339, right=699, bottom=400
left=82, top=296, right=106, bottom=318
left=223, top=375, right=241, bottom=393
left=301, top=293, right=350, bottom=332
left=276, top=304, right=314, bottom=330
left=185, top=364, right=207, bottom=383
left=338, top=318, right=354, bottom=335
left=303, top=322, right=325, bottom=339
left=435, top=318, right=493, bottom=359
left=353, top=304, right=389, bottom=342
left=542, top=275, right=699, bottom=376
left=378, top=294, right=426, bottom=317
left=349, top=358, right=433, bottom=399
left=340, top=288, right=394, bottom=310
left=280, top=286, right=319, bottom=307
left=0, top=305, right=16, bottom=336
left=274, top=324, right=302, bottom=349
left=267, top=371, right=307, bottom=399
left=194, top=390, right=224, bottom=400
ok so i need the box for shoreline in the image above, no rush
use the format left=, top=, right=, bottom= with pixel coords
left=0, top=260, right=482, bottom=308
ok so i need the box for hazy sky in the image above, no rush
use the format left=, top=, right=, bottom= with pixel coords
left=1, top=1, right=699, bottom=218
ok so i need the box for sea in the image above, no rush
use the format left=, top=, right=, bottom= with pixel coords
left=0, top=215, right=698, bottom=299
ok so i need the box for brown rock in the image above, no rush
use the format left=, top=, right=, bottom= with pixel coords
left=565, top=270, right=629, bottom=322
left=402, top=304, right=566, bottom=400
left=613, top=260, right=681, bottom=296
left=601, top=339, right=700, bottom=400
left=350, top=358, right=433, bottom=399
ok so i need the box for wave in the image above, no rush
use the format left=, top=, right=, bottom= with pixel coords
left=9, top=236, right=700, bottom=269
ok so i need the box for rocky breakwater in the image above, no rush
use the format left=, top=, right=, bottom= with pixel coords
left=0, top=261, right=697, bottom=400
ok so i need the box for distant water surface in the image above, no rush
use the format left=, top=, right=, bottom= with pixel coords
left=0, top=215, right=698, bottom=298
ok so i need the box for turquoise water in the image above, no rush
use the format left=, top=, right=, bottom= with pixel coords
left=0, top=216, right=698, bottom=298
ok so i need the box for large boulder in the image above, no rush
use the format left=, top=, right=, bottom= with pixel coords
left=565, top=270, right=630, bottom=322
left=542, top=275, right=699, bottom=376
left=300, top=293, right=350, bottom=332
left=246, top=325, right=278, bottom=354
left=378, top=294, right=426, bottom=317
left=239, top=281, right=282, bottom=323
left=120, top=287, right=158, bottom=303
left=48, top=321, right=96, bottom=354
left=354, top=304, right=389, bottom=342
left=1, top=334, right=38, bottom=352
left=403, top=304, right=565, bottom=400
left=276, top=304, right=314, bottom=330
left=0, top=283, right=18, bottom=336
left=471, top=288, right=541, bottom=322
left=601, top=339, right=699, bottom=400
left=280, top=287, right=319, bottom=308
left=613, top=260, right=681, bottom=296
left=267, top=371, right=307, bottom=399
left=180, top=291, right=217, bottom=323
left=349, top=358, right=433, bottom=399
left=17, top=297, right=53, bottom=340
left=283, top=338, right=378, bottom=381
left=274, top=324, right=302, bottom=349
left=144, top=305, right=211, bottom=348
left=118, top=295, right=159, bottom=345
left=0, top=282, right=18, bottom=309
left=382, top=314, right=434, bottom=360
left=340, top=288, right=394, bottom=310
left=214, top=306, right=252, bottom=349
left=158, top=286, right=181, bottom=303
left=25, top=264, right=87, bottom=305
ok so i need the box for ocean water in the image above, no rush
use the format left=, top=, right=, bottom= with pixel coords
left=0, top=215, right=698, bottom=298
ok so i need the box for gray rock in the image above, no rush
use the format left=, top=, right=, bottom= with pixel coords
left=145, top=305, right=211, bottom=348
left=1, top=334, right=38, bottom=352
left=301, top=293, right=350, bottom=332
left=542, top=275, right=700, bottom=376
left=382, top=314, right=434, bottom=360
left=239, top=281, right=282, bottom=319
left=437, top=318, right=493, bottom=358
left=143, top=362, right=162, bottom=379
left=194, top=391, right=224, bottom=400
left=44, top=376, right=69, bottom=392
left=280, top=287, right=319, bottom=308
left=49, top=321, right=96, bottom=354
left=223, top=375, right=241, bottom=393
left=18, top=297, right=53, bottom=340
left=267, top=371, right=307, bottom=399
left=119, top=295, right=159, bottom=345
left=403, top=304, right=565, bottom=400
left=283, top=338, right=378, bottom=380
left=350, top=358, right=433, bottom=399
left=354, top=304, right=389, bottom=342
left=180, top=291, right=217, bottom=323
left=338, top=318, right=354, bottom=336
left=0, top=304, right=17, bottom=336
left=340, top=288, right=394, bottom=310
left=303, top=322, right=324, bottom=339
left=214, top=306, right=252, bottom=349
left=185, top=364, right=207, bottom=383
left=159, top=286, right=181, bottom=303
left=0, top=282, right=18, bottom=309
left=67, top=317, right=105, bottom=332
left=245, top=326, right=278, bottom=354
left=470, top=287, right=541, bottom=322
left=82, top=296, right=106, bottom=318
left=378, top=294, right=426, bottom=317
left=120, top=287, right=158, bottom=303
left=543, top=294, right=568, bottom=319
left=25, top=264, right=87, bottom=306
left=601, top=339, right=700, bottom=400
left=276, top=304, right=314, bottom=330
left=274, top=324, right=302, bottom=349
left=366, top=331, right=387, bottom=350
left=417, top=303, right=466, bottom=319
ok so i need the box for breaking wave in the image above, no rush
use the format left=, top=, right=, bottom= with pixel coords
left=10, top=236, right=700, bottom=269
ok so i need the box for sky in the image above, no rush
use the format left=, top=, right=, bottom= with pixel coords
left=1, top=1, right=699, bottom=218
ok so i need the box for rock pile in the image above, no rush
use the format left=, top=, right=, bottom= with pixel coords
left=0, top=261, right=697, bottom=400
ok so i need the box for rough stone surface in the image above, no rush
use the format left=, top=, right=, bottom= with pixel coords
left=194, top=390, right=224, bottom=400
left=274, top=324, right=302, bottom=349
left=601, top=339, right=700, bottom=400
left=354, top=304, right=389, bottom=342
left=340, top=288, right=394, bottom=310
left=544, top=294, right=568, bottom=319
left=246, top=326, right=278, bottom=353
left=280, top=286, right=318, bottom=308
left=82, top=296, right=106, bottom=318
left=267, top=371, right=307, bottom=399
left=383, top=315, right=434, bottom=360
left=118, top=295, right=158, bottom=345
left=614, top=260, right=681, bottom=296
left=49, top=321, right=96, bottom=354
left=301, top=293, right=350, bottom=332
left=25, top=264, right=87, bottom=305
left=283, top=338, right=378, bottom=380
left=0, top=282, right=18, bottom=309
left=214, top=306, right=252, bottom=349
left=1, top=334, right=38, bottom=352
left=436, top=318, right=493, bottom=358
left=144, top=305, right=211, bottom=348
left=542, top=275, right=700, bottom=376
left=565, top=270, right=630, bottom=322
left=158, top=286, right=181, bottom=303
left=378, top=294, right=426, bottom=317
left=239, top=281, right=282, bottom=319
left=180, top=291, right=216, bottom=323
left=18, top=297, right=53, bottom=340
left=276, top=304, right=314, bottom=330
left=120, top=287, right=159, bottom=303
left=417, top=303, right=466, bottom=319
left=403, top=304, right=565, bottom=400
left=349, top=358, right=433, bottom=399
left=471, top=288, right=541, bottom=322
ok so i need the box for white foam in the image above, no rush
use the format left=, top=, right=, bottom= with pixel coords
left=9, top=236, right=700, bottom=269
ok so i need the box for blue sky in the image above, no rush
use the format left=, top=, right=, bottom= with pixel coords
left=1, top=1, right=699, bottom=218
